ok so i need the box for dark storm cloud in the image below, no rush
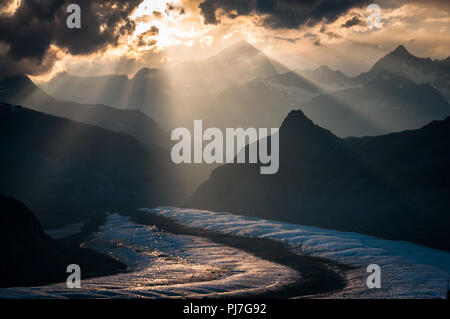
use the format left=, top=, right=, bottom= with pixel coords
left=137, top=26, right=159, bottom=47
left=0, top=0, right=141, bottom=77
left=199, top=0, right=370, bottom=29
left=341, top=15, right=364, bottom=28
left=165, top=3, right=185, bottom=16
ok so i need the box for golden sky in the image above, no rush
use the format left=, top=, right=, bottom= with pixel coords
left=1, top=0, right=449, bottom=80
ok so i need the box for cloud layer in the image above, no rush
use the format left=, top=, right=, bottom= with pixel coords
left=0, top=0, right=141, bottom=77
left=199, top=0, right=370, bottom=28
left=0, top=0, right=449, bottom=79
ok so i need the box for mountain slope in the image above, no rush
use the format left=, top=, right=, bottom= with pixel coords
left=0, top=102, right=182, bottom=228
left=268, top=71, right=319, bottom=92
left=0, top=75, right=169, bottom=148
left=300, top=65, right=352, bottom=87
left=301, top=71, right=450, bottom=137
left=354, top=45, right=450, bottom=101
left=0, top=76, right=215, bottom=196
left=210, top=79, right=298, bottom=129
left=186, top=110, right=450, bottom=251
left=199, top=40, right=278, bottom=84
left=0, top=194, right=126, bottom=288
left=43, top=73, right=130, bottom=107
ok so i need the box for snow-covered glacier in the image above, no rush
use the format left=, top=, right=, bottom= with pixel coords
left=1, top=206, right=448, bottom=299
left=141, top=207, right=450, bottom=299
left=0, top=213, right=298, bottom=298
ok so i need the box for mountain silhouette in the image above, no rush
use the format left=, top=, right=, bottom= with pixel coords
left=0, top=193, right=126, bottom=288
left=186, top=110, right=450, bottom=251
left=0, top=75, right=168, bottom=148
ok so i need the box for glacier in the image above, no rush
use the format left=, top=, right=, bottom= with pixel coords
left=141, top=207, right=450, bottom=299
left=0, top=213, right=298, bottom=298
left=1, top=206, right=448, bottom=299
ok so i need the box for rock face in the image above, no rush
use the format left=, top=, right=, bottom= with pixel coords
left=186, top=110, right=450, bottom=251
left=0, top=194, right=126, bottom=288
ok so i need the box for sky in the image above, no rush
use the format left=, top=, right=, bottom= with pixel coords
left=0, top=0, right=449, bottom=80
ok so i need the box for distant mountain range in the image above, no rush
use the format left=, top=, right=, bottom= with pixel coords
left=301, top=71, right=450, bottom=136
left=300, top=65, right=352, bottom=88
left=355, top=45, right=450, bottom=101
left=285, top=45, right=450, bottom=100
left=42, top=42, right=450, bottom=137
left=0, top=102, right=182, bottom=228
left=1, top=41, right=449, bottom=250
left=42, top=41, right=302, bottom=130
left=186, top=109, right=450, bottom=251
left=44, top=40, right=280, bottom=129
left=0, top=193, right=126, bottom=288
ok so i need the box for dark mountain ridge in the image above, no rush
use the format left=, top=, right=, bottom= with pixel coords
left=0, top=75, right=169, bottom=148
left=0, top=194, right=126, bottom=288
left=0, top=102, right=182, bottom=228
left=186, top=110, right=450, bottom=251
left=0, top=76, right=219, bottom=198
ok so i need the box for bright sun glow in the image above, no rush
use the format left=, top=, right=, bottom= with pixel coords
left=130, top=0, right=200, bottom=50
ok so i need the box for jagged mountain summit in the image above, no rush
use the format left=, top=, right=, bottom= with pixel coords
left=301, top=70, right=450, bottom=136
left=186, top=109, right=450, bottom=251
left=355, top=44, right=450, bottom=101
left=42, top=43, right=450, bottom=135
